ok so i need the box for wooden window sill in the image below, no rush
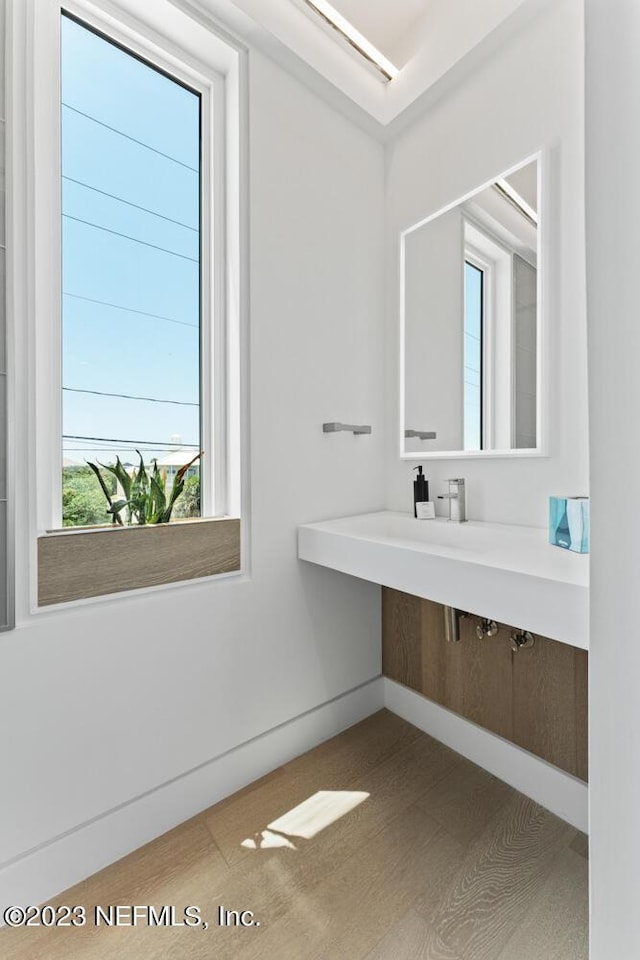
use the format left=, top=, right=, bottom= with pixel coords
left=37, top=517, right=241, bottom=606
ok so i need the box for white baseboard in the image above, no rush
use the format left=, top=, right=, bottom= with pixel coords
left=383, top=678, right=589, bottom=833
left=0, top=677, right=384, bottom=909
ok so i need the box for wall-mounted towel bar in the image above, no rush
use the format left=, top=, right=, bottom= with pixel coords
left=404, top=429, right=437, bottom=440
left=323, top=422, right=372, bottom=436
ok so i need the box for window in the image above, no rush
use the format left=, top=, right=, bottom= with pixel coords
left=24, top=1, right=244, bottom=605
left=464, top=217, right=520, bottom=452
left=61, top=14, right=202, bottom=527
left=463, top=260, right=483, bottom=451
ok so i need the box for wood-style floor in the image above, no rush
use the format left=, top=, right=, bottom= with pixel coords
left=1, top=710, right=588, bottom=960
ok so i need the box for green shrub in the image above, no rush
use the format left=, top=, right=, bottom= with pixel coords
left=62, top=466, right=115, bottom=527
left=173, top=475, right=201, bottom=519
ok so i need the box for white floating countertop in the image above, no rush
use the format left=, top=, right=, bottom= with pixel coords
left=298, top=511, right=589, bottom=650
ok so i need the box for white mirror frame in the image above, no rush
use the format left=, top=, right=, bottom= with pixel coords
left=399, top=150, right=548, bottom=460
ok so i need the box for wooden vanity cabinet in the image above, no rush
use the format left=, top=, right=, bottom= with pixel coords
left=382, top=588, right=588, bottom=781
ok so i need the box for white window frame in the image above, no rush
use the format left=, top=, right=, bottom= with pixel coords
left=462, top=249, right=490, bottom=451
left=464, top=218, right=513, bottom=451
left=11, top=0, right=247, bottom=615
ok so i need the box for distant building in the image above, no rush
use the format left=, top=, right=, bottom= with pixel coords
left=154, top=449, right=200, bottom=483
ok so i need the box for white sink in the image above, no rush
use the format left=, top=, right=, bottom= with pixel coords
left=298, top=511, right=589, bottom=649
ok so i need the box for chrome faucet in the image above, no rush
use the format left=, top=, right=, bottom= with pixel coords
left=438, top=478, right=467, bottom=522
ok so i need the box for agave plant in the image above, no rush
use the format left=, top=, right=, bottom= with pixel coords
left=86, top=450, right=202, bottom=525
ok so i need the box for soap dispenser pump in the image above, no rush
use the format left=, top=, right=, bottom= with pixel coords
left=413, top=465, right=429, bottom=518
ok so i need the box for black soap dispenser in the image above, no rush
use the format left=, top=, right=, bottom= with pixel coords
left=413, top=465, right=429, bottom=518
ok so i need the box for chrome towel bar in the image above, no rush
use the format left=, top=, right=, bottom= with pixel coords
left=323, top=422, right=372, bottom=436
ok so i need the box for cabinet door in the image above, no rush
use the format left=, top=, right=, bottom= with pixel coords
left=512, top=633, right=579, bottom=776
left=420, top=598, right=448, bottom=705
left=382, top=588, right=422, bottom=692
left=445, top=614, right=514, bottom=740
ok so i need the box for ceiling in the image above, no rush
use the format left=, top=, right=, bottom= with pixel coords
left=178, top=0, right=540, bottom=132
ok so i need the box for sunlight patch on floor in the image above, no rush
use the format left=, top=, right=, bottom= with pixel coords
left=241, top=830, right=298, bottom=850
left=239, top=790, right=370, bottom=851
left=269, top=790, right=370, bottom=840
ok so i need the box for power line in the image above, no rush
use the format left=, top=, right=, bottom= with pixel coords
left=65, top=450, right=193, bottom=453
left=63, top=176, right=198, bottom=232
left=64, top=447, right=197, bottom=452
left=63, top=292, right=198, bottom=330
left=63, top=213, right=199, bottom=263
left=62, top=102, right=199, bottom=173
left=64, top=441, right=196, bottom=448
left=64, top=450, right=199, bottom=457
left=63, top=434, right=199, bottom=447
left=63, top=386, right=198, bottom=407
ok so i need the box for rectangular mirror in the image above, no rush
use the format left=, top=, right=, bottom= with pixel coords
left=401, top=156, right=542, bottom=458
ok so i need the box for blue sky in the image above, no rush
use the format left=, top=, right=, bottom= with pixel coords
left=464, top=261, right=482, bottom=451
left=61, top=15, right=201, bottom=467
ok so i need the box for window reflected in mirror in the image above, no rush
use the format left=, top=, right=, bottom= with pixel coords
left=464, top=260, right=483, bottom=451
left=402, top=157, right=539, bottom=457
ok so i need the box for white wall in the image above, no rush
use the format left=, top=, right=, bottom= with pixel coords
left=0, top=44, right=386, bottom=886
left=513, top=254, right=537, bottom=448
left=404, top=208, right=463, bottom=453
left=585, top=2, right=640, bottom=956
left=385, top=0, right=588, bottom=527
